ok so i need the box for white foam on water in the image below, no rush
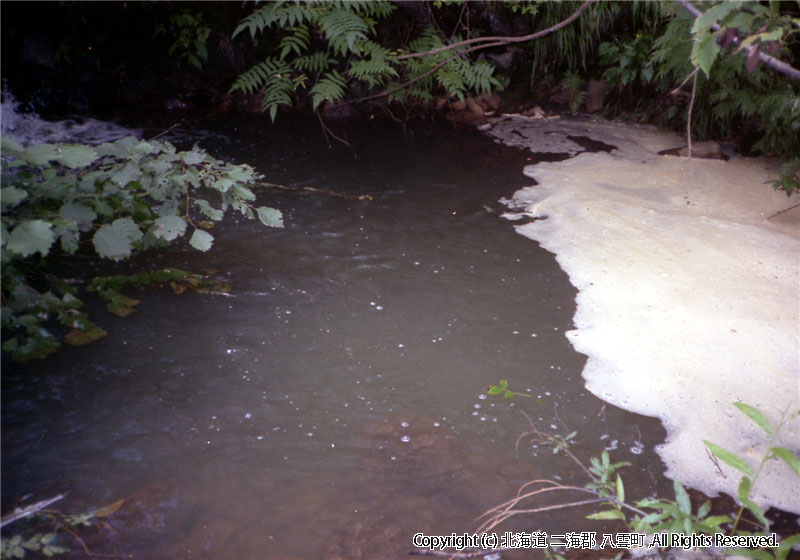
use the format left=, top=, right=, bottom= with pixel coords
left=488, top=115, right=800, bottom=515
left=1, top=91, right=138, bottom=146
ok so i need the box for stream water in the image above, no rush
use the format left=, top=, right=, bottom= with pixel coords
left=2, top=113, right=670, bottom=559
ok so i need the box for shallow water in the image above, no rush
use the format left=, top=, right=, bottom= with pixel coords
left=1, top=114, right=669, bottom=558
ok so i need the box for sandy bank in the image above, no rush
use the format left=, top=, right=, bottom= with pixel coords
left=488, top=115, right=800, bottom=515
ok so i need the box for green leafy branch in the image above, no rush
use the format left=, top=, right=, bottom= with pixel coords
left=487, top=379, right=531, bottom=399
left=1, top=135, right=283, bottom=361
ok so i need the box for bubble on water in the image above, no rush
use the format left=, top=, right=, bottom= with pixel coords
left=480, top=417, right=487, bottom=422
left=370, top=302, right=376, bottom=306
left=550, top=424, right=558, bottom=430
left=376, top=305, right=383, bottom=310
left=512, top=330, right=519, bottom=335
left=478, top=394, right=487, bottom=400
left=244, top=413, right=252, bottom=419
left=605, top=439, right=619, bottom=451
left=391, top=456, right=397, bottom=461
left=474, top=404, right=481, bottom=409
left=256, top=435, right=264, bottom=440
left=398, top=343, right=404, bottom=348
left=433, top=422, right=441, bottom=427
left=400, top=435, right=411, bottom=443
left=472, top=411, right=479, bottom=416
left=307, top=432, right=314, bottom=437
left=400, top=421, right=410, bottom=428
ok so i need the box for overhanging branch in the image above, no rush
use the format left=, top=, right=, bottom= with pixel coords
left=676, top=0, right=800, bottom=81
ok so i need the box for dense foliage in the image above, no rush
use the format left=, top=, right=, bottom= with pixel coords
left=0, top=136, right=283, bottom=361
left=226, top=0, right=799, bottom=192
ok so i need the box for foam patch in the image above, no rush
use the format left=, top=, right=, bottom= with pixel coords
left=489, top=116, right=800, bottom=515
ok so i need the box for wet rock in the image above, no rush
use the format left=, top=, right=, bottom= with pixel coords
left=658, top=140, right=726, bottom=160
left=584, top=78, right=610, bottom=113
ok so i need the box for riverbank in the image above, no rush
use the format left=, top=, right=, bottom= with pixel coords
left=486, top=115, right=800, bottom=515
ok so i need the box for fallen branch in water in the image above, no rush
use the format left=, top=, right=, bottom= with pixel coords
left=1, top=494, right=67, bottom=528
left=257, top=181, right=372, bottom=201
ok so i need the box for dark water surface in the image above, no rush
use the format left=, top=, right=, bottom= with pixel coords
left=2, top=115, right=668, bottom=558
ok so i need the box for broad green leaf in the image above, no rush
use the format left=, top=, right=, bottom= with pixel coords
left=673, top=479, right=691, bottom=516
left=110, top=161, right=141, bottom=187
left=487, top=385, right=505, bottom=395
left=0, top=135, right=24, bottom=155
left=55, top=144, right=99, bottom=169
left=232, top=184, right=256, bottom=201
left=6, top=220, right=56, bottom=257
left=93, top=218, right=143, bottom=260
left=189, top=228, right=214, bottom=251
left=64, top=325, right=108, bottom=346
left=95, top=136, right=139, bottom=158
left=54, top=224, right=80, bottom=253
left=151, top=215, right=187, bottom=241
left=691, top=31, right=721, bottom=78
left=738, top=475, right=753, bottom=502
left=586, top=510, right=626, bottom=520
left=770, top=446, right=800, bottom=477
left=691, top=1, right=739, bottom=34
left=257, top=206, right=284, bottom=227
left=704, top=440, right=754, bottom=477
left=697, top=500, right=711, bottom=518
left=616, top=474, right=624, bottom=503
left=180, top=146, right=205, bottom=165
left=740, top=494, right=769, bottom=529
left=733, top=402, right=774, bottom=436
left=59, top=202, right=97, bottom=227
left=23, top=143, right=61, bottom=166
left=776, top=534, right=800, bottom=560
left=1, top=187, right=28, bottom=208
left=194, top=199, right=224, bottom=220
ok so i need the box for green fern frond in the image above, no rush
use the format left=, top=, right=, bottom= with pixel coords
left=318, top=9, right=369, bottom=56
left=310, top=70, right=347, bottom=110
left=293, top=52, right=336, bottom=74
left=228, top=58, right=291, bottom=95
left=232, top=1, right=316, bottom=39
left=347, top=43, right=398, bottom=87
left=279, top=26, right=310, bottom=60
left=262, top=73, right=298, bottom=121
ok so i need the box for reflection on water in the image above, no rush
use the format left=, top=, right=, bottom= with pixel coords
left=1, top=115, right=667, bottom=558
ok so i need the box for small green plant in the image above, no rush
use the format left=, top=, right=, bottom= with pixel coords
left=0, top=496, right=125, bottom=558
left=560, top=70, right=586, bottom=115
left=479, top=395, right=800, bottom=559
left=154, top=8, right=211, bottom=71
left=766, top=158, right=800, bottom=196
left=487, top=379, right=531, bottom=399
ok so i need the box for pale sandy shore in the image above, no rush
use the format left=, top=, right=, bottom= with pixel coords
left=487, top=115, right=800, bottom=515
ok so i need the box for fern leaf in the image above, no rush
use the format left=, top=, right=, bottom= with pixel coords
left=310, top=70, right=347, bottom=111
left=279, top=26, right=310, bottom=60
left=318, top=8, right=369, bottom=55
left=228, top=58, right=291, bottom=95
left=293, top=52, right=336, bottom=74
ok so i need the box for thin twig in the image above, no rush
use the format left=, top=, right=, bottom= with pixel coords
left=686, top=68, right=698, bottom=159
left=349, top=0, right=596, bottom=106
left=396, top=0, right=596, bottom=61
left=148, top=123, right=181, bottom=142
left=766, top=202, right=800, bottom=220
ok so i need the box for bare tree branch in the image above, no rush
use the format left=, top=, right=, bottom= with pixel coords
left=351, top=0, right=597, bottom=105
left=676, top=0, right=800, bottom=81
left=396, top=0, right=597, bottom=61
